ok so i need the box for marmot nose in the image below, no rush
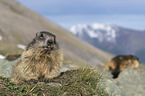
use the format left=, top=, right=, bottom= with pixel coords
left=44, top=39, right=54, bottom=49
left=47, top=40, right=53, bottom=45
left=44, top=38, right=53, bottom=45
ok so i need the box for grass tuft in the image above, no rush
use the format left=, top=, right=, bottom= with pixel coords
left=0, top=68, right=110, bottom=96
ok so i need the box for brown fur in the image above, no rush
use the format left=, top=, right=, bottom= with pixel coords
left=12, top=31, right=63, bottom=83
left=105, top=55, right=140, bottom=79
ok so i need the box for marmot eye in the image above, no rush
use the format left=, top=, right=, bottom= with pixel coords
left=40, top=34, right=44, bottom=38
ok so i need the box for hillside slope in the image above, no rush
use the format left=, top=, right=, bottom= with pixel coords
left=0, top=0, right=113, bottom=66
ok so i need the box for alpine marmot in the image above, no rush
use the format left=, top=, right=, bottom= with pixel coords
left=105, top=55, right=140, bottom=79
left=12, top=31, right=63, bottom=83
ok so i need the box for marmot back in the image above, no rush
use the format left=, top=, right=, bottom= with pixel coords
left=105, top=55, right=140, bottom=79
left=12, top=31, right=63, bottom=83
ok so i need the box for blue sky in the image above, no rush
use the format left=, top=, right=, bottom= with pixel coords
left=16, top=0, right=145, bottom=30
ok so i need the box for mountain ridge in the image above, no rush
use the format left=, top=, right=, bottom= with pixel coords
left=70, top=22, right=145, bottom=63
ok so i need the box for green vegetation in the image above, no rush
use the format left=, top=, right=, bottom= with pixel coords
left=0, top=68, right=109, bottom=96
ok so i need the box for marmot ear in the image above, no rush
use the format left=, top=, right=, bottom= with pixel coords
left=36, top=32, right=38, bottom=36
left=36, top=32, right=40, bottom=37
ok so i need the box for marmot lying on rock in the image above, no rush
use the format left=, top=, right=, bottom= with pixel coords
left=105, top=55, right=140, bottom=79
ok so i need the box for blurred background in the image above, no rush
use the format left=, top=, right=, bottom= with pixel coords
left=0, top=0, right=145, bottom=64
left=16, top=0, right=145, bottom=63
left=17, top=0, right=145, bottom=30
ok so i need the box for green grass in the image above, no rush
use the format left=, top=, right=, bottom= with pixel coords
left=0, top=68, right=110, bottom=96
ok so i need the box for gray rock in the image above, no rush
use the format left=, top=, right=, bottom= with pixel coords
left=47, top=83, right=62, bottom=87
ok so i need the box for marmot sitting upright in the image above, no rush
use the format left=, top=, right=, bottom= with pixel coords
left=105, top=55, right=140, bottom=79
left=12, top=31, right=63, bottom=83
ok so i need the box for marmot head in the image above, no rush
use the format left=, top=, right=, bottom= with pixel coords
left=129, top=55, right=141, bottom=63
left=26, top=31, right=58, bottom=51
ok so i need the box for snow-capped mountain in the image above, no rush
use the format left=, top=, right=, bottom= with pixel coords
left=70, top=23, right=119, bottom=43
left=70, top=23, right=145, bottom=63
